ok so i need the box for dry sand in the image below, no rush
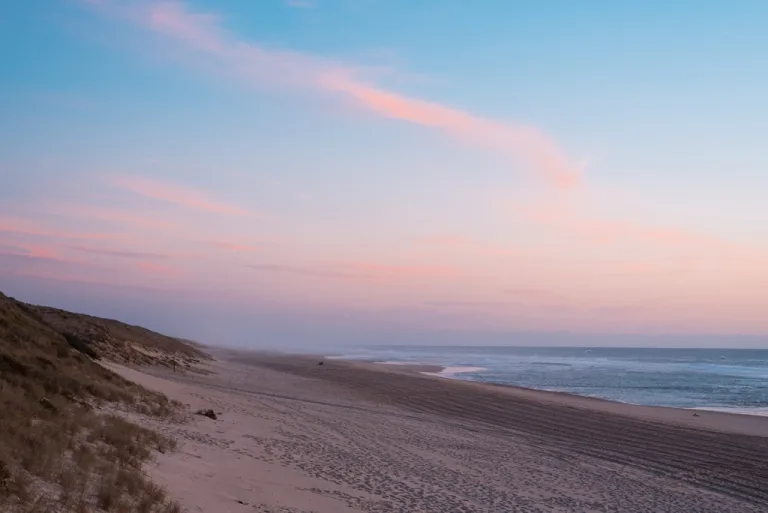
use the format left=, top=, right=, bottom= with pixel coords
left=111, top=350, right=768, bottom=512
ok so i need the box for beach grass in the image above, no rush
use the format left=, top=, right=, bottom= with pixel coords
left=0, top=291, right=197, bottom=512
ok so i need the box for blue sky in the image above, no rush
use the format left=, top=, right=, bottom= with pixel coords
left=1, top=0, right=767, bottom=347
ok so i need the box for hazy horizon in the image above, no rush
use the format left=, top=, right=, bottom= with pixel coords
left=2, top=1, right=767, bottom=349
left=3, top=276, right=767, bottom=350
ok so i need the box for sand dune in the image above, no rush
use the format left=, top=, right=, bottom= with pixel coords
left=115, top=351, right=768, bottom=512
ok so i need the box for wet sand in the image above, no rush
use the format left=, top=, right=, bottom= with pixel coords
left=114, top=350, right=768, bottom=512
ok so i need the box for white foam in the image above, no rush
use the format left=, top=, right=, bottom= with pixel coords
left=375, top=361, right=424, bottom=366
left=422, top=366, right=487, bottom=379
left=690, top=407, right=768, bottom=417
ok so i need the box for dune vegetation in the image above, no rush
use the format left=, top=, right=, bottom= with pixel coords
left=0, top=291, right=207, bottom=512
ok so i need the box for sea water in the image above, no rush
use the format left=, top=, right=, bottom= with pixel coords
left=327, top=346, right=768, bottom=414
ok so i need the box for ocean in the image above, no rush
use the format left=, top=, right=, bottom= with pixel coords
left=328, top=346, right=768, bottom=415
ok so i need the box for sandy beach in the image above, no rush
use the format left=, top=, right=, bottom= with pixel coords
left=112, top=350, right=768, bottom=512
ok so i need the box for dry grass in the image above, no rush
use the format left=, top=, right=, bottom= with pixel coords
left=0, top=412, right=181, bottom=513
left=0, top=291, right=199, bottom=512
left=24, top=303, right=211, bottom=370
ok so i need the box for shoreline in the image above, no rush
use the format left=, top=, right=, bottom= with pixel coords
left=233, top=350, right=768, bottom=439
left=358, top=357, right=768, bottom=420
left=334, top=357, right=768, bottom=437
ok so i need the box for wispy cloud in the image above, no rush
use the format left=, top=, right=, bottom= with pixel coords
left=345, top=261, right=455, bottom=280
left=503, top=288, right=572, bottom=307
left=592, top=305, right=645, bottom=316
left=0, top=216, right=114, bottom=241
left=88, top=0, right=582, bottom=190
left=248, top=264, right=348, bottom=278
left=0, top=242, right=67, bottom=262
left=3, top=268, right=179, bottom=293
left=112, top=175, right=253, bottom=216
left=249, top=261, right=456, bottom=281
left=210, top=241, right=262, bottom=252
left=420, top=235, right=472, bottom=247
left=322, top=75, right=582, bottom=189
left=423, top=300, right=515, bottom=308
left=53, top=204, right=178, bottom=231
left=517, top=200, right=736, bottom=252
left=70, top=245, right=169, bottom=259
left=504, top=287, right=559, bottom=297
left=417, top=233, right=521, bottom=259
left=136, top=261, right=183, bottom=276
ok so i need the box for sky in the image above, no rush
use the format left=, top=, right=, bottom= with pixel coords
left=1, top=0, right=767, bottom=348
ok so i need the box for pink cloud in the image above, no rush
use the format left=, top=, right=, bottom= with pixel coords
left=5, top=269, right=90, bottom=283
left=112, top=175, right=253, bottom=216
left=420, top=235, right=472, bottom=247
left=22, top=244, right=60, bottom=260
left=88, top=0, right=582, bottom=190
left=146, top=1, right=224, bottom=52
left=417, top=234, right=521, bottom=260
left=248, top=264, right=347, bottom=278
left=5, top=268, right=178, bottom=293
left=517, top=201, right=735, bottom=251
left=210, top=241, right=262, bottom=252
left=346, top=262, right=455, bottom=280
left=248, top=261, right=456, bottom=281
left=136, top=261, right=184, bottom=276
left=423, top=300, right=515, bottom=309
left=0, top=216, right=115, bottom=241
left=53, top=204, right=178, bottom=231
left=70, top=245, right=170, bottom=260
left=0, top=241, right=66, bottom=261
left=321, top=75, right=581, bottom=189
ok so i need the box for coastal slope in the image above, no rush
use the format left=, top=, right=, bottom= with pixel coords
left=0, top=291, right=207, bottom=511
left=27, top=303, right=211, bottom=369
